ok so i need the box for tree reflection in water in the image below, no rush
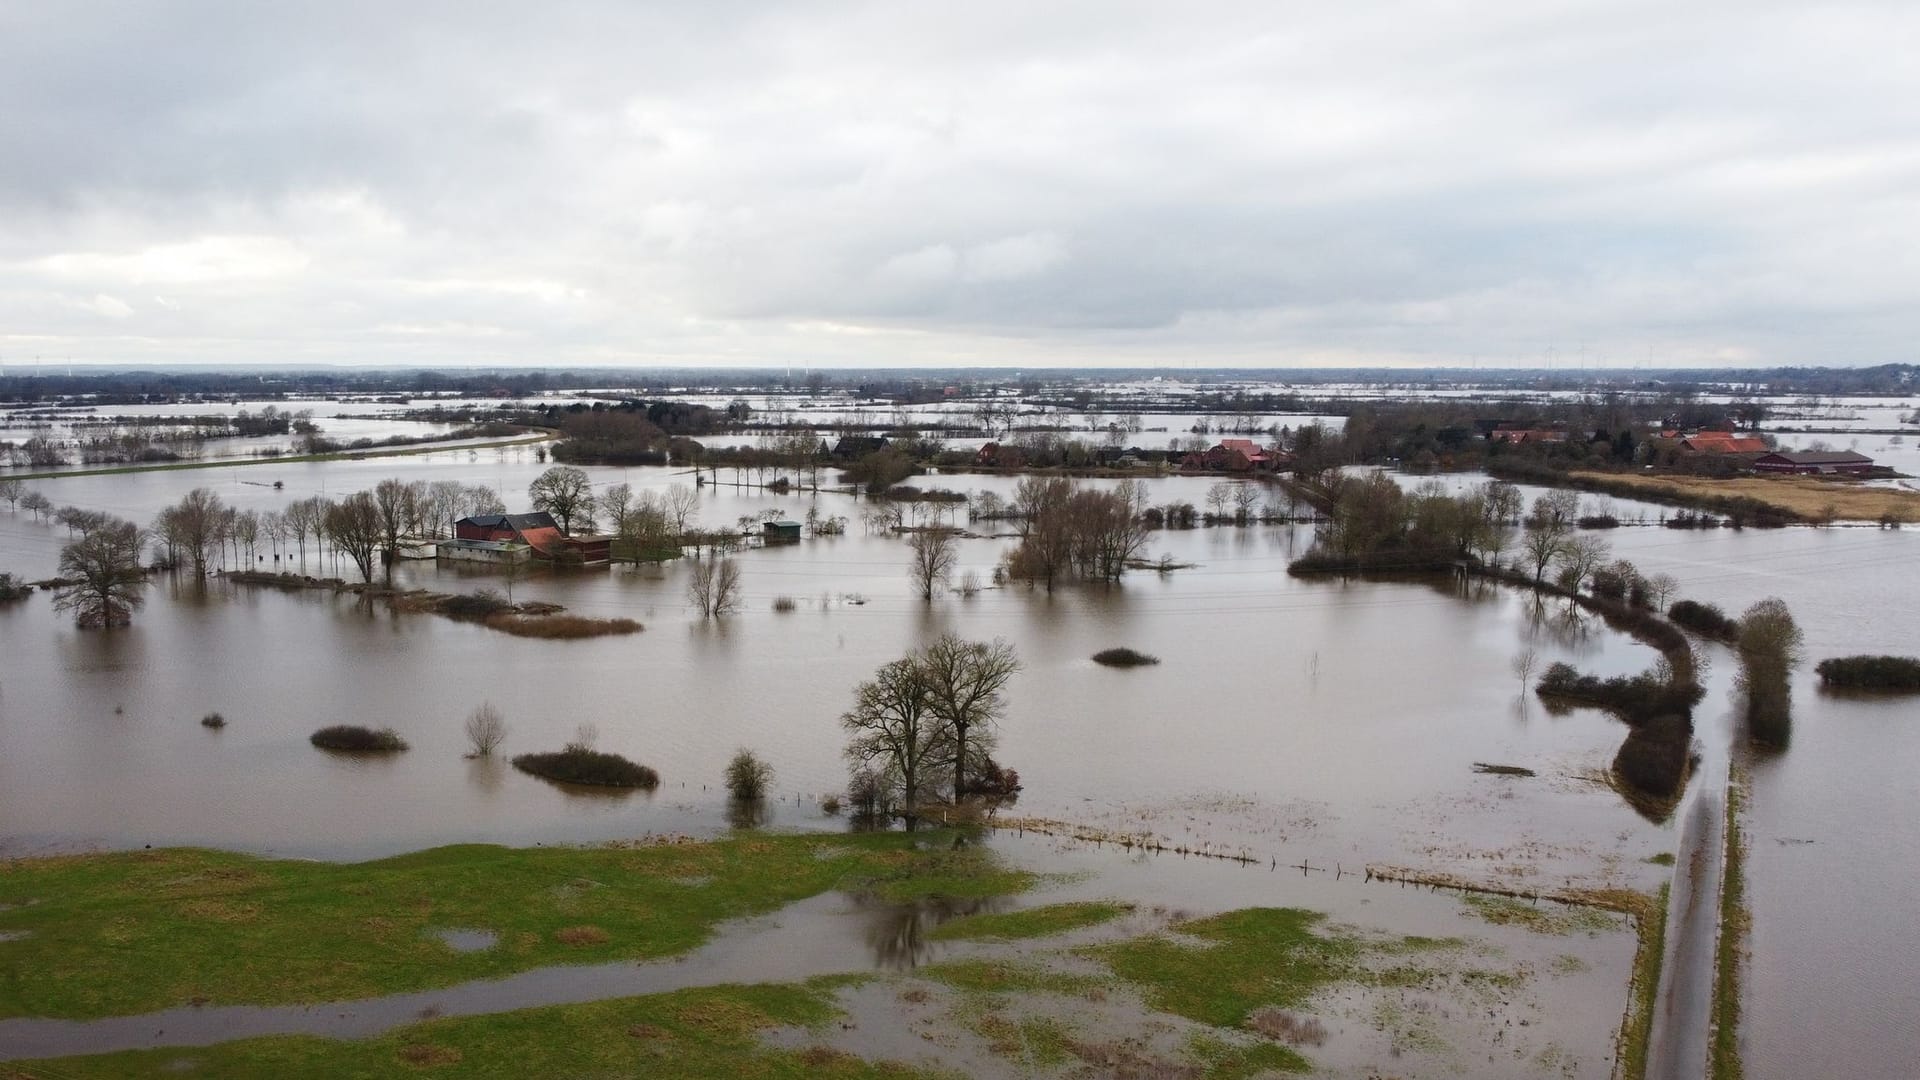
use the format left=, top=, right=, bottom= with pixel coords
left=852, top=890, right=1012, bottom=970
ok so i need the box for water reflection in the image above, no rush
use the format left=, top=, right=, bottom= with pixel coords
left=726, top=799, right=773, bottom=830
left=850, top=890, right=1012, bottom=970
left=464, top=756, right=508, bottom=796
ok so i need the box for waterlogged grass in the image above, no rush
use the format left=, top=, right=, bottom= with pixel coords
left=920, top=958, right=1112, bottom=997
left=1463, top=894, right=1627, bottom=937
left=0, top=831, right=1023, bottom=1020
left=14, top=982, right=935, bottom=1080
left=1713, top=774, right=1750, bottom=1080
left=1096, top=908, right=1402, bottom=1026
left=929, top=900, right=1130, bottom=942
left=7, top=432, right=553, bottom=483
left=1616, top=884, right=1670, bottom=1080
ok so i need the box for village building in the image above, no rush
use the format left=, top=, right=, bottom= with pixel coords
left=1677, top=431, right=1771, bottom=455
left=1751, top=450, right=1876, bottom=476
left=831, top=435, right=889, bottom=459
left=975, top=442, right=1028, bottom=468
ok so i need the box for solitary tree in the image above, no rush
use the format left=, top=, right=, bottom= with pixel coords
left=917, top=634, right=1020, bottom=801
left=687, top=555, right=742, bottom=617
left=907, top=528, right=959, bottom=601
left=53, top=519, right=146, bottom=628
left=464, top=702, right=509, bottom=757
left=0, top=478, right=22, bottom=509
left=20, top=491, right=52, bottom=521
left=372, top=478, right=421, bottom=583
left=529, top=466, right=596, bottom=535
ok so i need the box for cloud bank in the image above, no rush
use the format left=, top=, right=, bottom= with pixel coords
left=2, top=1, right=1916, bottom=368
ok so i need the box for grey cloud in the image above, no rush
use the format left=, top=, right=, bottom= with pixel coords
left=2, top=0, right=1917, bottom=366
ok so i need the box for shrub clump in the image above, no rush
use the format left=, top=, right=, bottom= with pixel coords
left=1536, top=662, right=1704, bottom=722
left=513, top=747, right=659, bottom=789
left=1092, top=647, right=1161, bottom=668
left=0, top=573, right=33, bottom=602
left=724, top=749, right=774, bottom=800
left=311, top=725, right=408, bottom=753
left=437, top=589, right=515, bottom=619
left=1815, top=655, right=1920, bottom=693
left=201, top=712, right=227, bottom=729
left=1669, top=599, right=1738, bottom=640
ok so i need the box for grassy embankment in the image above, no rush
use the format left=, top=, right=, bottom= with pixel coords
left=5, top=431, right=554, bottom=483
left=1568, top=470, right=1920, bottom=524
left=1711, top=770, right=1750, bottom=1080
left=0, top=833, right=1029, bottom=1021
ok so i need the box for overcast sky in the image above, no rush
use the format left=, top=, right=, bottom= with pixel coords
left=2, top=1, right=1916, bottom=370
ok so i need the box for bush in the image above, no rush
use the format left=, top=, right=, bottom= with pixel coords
left=480, top=614, right=642, bottom=639
left=1815, top=655, right=1920, bottom=692
left=724, top=749, right=774, bottom=800
left=1669, top=599, right=1738, bottom=640
left=0, top=573, right=32, bottom=602
left=311, top=725, right=408, bottom=752
left=512, top=747, right=659, bottom=788
left=1092, top=647, right=1161, bottom=667
left=771, top=595, right=797, bottom=613
left=847, top=769, right=886, bottom=817
left=438, top=589, right=514, bottom=619
left=1578, top=514, right=1620, bottom=529
left=201, top=712, right=226, bottom=729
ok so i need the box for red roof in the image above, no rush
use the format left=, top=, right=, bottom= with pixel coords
left=516, top=526, right=564, bottom=555
left=1219, top=438, right=1268, bottom=461
left=1681, top=434, right=1768, bottom=454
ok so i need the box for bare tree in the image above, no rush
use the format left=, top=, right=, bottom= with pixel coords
left=464, top=702, right=509, bottom=757
left=53, top=518, right=146, bottom=628
left=529, top=466, right=596, bottom=535
left=687, top=555, right=742, bottom=617
left=1230, top=483, right=1259, bottom=523
left=1556, top=533, right=1611, bottom=594
left=325, top=491, right=384, bottom=585
left=0, top=478, right=22, bottom=510
left=372, top=478, right=421, bottom=584
left=19, top=491, right=52, bottom=521
left=908, top=528, right=959, bottom=601
left=841, top=655, right=941, bottom=830
left=1512, top=647, right=1539, bottom=688
left=1522, top=513, right=1569, bottom=588
left=161, top=488, right=226, bottom=578
left=917, top=635, right=1020, bottom=801
left=663, top=484, right=699, bottom=539
left=1646, top=573, right=1679, bottom=612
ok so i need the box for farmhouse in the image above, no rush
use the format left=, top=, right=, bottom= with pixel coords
left=1751, top=450, right=1876, bottom=476
left=1679, top=431, right=1771, bottom=455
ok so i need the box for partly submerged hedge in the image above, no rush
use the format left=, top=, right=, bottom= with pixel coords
left=1816, top=655, right=1920, bottom=693
left=513, top=747, right=660, bottom=788
left=311, top=725, right=409, bottom=753
left=1092, top=647, right=1161, bottom=667
left=1669, top=599, right=1739, bottom=641
left=1536, top=662, right=1705, bottom=723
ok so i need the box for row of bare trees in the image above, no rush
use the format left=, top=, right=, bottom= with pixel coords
left=150, top=482, right=508, bottom=584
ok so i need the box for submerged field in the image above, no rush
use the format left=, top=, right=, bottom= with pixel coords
left=0, top=830, right=1646, bottom=1078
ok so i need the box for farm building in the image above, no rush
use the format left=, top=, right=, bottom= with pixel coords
left=762, top=520, right=802, bottom=543
left=1679, top=432, right=1771, bottom=455
left=1751, top=450, right=1876, bottom=476
left=442, top=512, right=612, bottom=566
left=1182, top=438, right=1288, bottom=472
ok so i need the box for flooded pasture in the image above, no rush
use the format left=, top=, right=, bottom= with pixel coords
left=2, top=447, right=1917, bottom=1076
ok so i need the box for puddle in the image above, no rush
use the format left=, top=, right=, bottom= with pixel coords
left=0, top=888, right=1016, bottom=1061
left=0, top=931, right=31, bottom=943
left=427, top=928, right=497, bottom=953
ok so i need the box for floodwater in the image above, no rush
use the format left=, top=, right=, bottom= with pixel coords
left=2, top=449, right=1917, bottom=1076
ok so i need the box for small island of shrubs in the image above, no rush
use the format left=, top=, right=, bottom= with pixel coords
left=1816, top=655, right=1920, bottom=693
left=1092, top=647, right=1161, bottom=668
left=513, top=746, right=660, bottom=789
left=310, top=725, right=409, bottom=753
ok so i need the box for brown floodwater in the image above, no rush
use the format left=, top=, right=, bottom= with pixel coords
left=2, top=452, right=1916, bottom=1076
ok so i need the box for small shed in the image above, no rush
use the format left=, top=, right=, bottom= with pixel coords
left=763, top=520, right=803, bottom=543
